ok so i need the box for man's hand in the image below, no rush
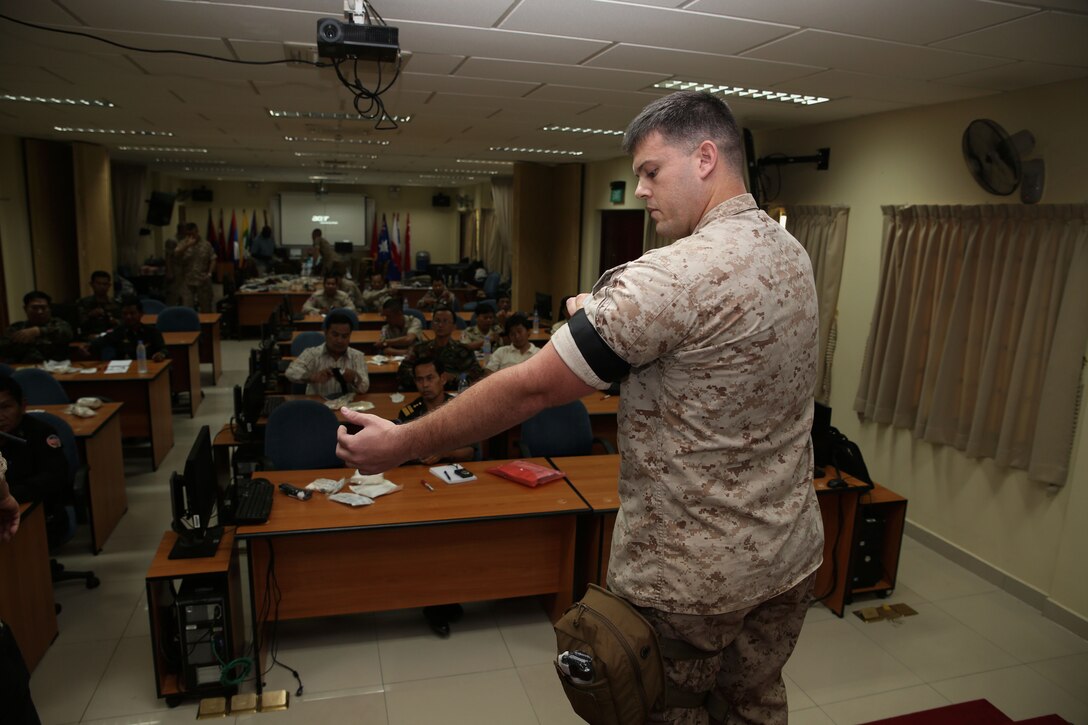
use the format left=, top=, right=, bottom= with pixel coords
left=11, top=327, right=40, bottom=344
left=342, top=369, right=358, bottom=384
left=336, top=410, right=408, bottom=473
left=0, top=494, right=20, bottom=542
left=88, top=307, right=105, bottom=319
left=566, top=293, right=591, bottom=317
left=152, top=351, right=166, bottom=362
left=311, top=368, right=334, bottom=384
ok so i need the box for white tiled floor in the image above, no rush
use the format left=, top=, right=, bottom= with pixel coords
left=25, top=340, right=1088, bottom=724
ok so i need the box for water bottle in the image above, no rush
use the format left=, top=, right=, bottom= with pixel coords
left=481, top=337, right=491, bottom=358
left=532, top=309, right=540, bottom=333
left=456, top=372, right=469, bottom=395
left=402, top=296, right=407, bottom=311
left=136, top=340, right=148, bottom=373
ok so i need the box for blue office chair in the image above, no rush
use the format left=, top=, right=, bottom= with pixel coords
left=27, top=411, right=100, bottom=590
left=290, top=331, right=325, bottom=357
left=325, top=307, right=359, bottom=330
left=0, top=362, right=13, bottom=377
left=483, top=272, right=500, bottom=300
left=156, top=305, right=201, bottom=332
left=404, top=307, right=426, bottom=326
left=264, top=400, right=343, bottom=470
left=12, top=368, right=69, bottom=405
left=518, top=400, right=616, bottom=457
left=140, top=298, right=168, bottom=314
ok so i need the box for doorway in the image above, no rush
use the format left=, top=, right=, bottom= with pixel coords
left=598, top=210, right=644, bottom=277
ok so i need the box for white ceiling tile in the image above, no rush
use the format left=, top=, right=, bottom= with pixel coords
left=781, top=69, right=998, bottom=105
left=525, top=84, right=662, bottom=109
left=585, top=44, right=825, bottom=88
left=935, top=11, right=1088, bottom=68
left=398, top=53, right=465, bottom=76
left=501, top=0, right=797, bottom=56
left=686, top=0, right=1035, bottom=45
left=744, top=29, right=1011, bottom=81
left=456, top=57, right=667, bottom=91
left=934, top=61, right=1088, bottom=91
left=395, top=20, right=609, bottom=65
left=398, top=73, right=538, bottom=98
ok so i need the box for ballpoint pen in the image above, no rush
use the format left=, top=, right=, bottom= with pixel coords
left=420, top=479, right=434, bottom=491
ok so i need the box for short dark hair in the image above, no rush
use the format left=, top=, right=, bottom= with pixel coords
left=622, top=90, right=742, bottom=169
left=432, top=305, right=455, bottom=322
left=0, top=375, right=24, bottom=404
left=184, top=222, right=200, bottom=235
left=382, top=297, right=403, bottom=311
left=413, top=355, right=444, bottom=376
left=325, top=311, right=353, bottom=330
left=90, top=270, right=111, bottom=282
left=23, top=290, right=51, bottom=306
left=119, top=294, right=142, bottom=311
left=475, top=302, right=495, bottom=316
left=505, top=313, right=530, bottom=335
left=312, top=228, right=322, bottom=237
left=323, top=272, right=340, bottom=283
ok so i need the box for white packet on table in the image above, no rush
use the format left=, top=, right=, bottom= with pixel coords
left=329, top=492, right=374, bottom=507
left=349, top=471, right=386, bottom=485
left=306, top=478, right=344, bottom=495
left=349, top=481, right=402, bottom=499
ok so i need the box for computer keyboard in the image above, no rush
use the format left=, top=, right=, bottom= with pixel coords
left=233, top=478, right=274, bottom=524
left=261, top=395, right=286, bottom=417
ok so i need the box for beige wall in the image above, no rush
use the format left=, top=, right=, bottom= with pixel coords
left=579, top=155, right=647, bottom=291
left=72, top=143, right=115, bottom=291
left=24, top=139, right=78, bottom=301
left=512, top=163, right=582, bottom=317
left=754, top=78, right=1088, bottom=623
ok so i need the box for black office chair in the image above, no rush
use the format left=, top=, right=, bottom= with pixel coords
left=518, top=400, right=616, bottom=457
left=263, top=400, right=343, bottom=470
left=12, top=368, right=69, bottom=405
left=27, top=412, right=100, bottom=592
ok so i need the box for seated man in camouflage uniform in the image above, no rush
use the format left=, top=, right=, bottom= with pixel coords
left=302, top=273, right=356, bottom=315
left=360, top=273, right=393, bottom=312
left=460, top=302, right=502, bottom=353
left=75, top=270, right=121, bottom=340
left=0, top=291, right=74, bottom=363
left=86, top=295, right=168, bottom=362
left=396, top=306, right=482, bottom=392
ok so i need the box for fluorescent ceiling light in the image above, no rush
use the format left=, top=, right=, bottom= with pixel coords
left=155, top=158, right=225, bottom=164
left=118, top=146, right=207, bottom=153
left=55, top=126, right=172, bottom=136
left=489, top=147, right=583, bottom=156
left=2, top=94, right=114, bottom=107
left=294, top=151, right=378, bottom=160
left=435, top=168, right=500, bottom=175
left=284, top=135, right=389, bottom=146
left=653, top=80, right=829, bottom=106
left=456, top=159, right=514, bottom=166
left=542, top=125, right=623, bottom=136
left=271, top=109, right=411, bottom=123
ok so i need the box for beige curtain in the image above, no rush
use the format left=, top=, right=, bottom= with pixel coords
left=110, top=162, right=147, bottom=274
left=787, top=205, right=849, bottom=404
left=855, top=204, right=1088, bottom=486
left=486, top=177, right=513, bottom=281
left=643, top=210, right=670, bottom=251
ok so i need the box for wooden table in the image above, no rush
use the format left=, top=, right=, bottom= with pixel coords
left=554, top=454, right=870, bottom=618
left=237, top=459, right=588, bottom=693
left=235, top=290, right=311, bottom=327
left=52, top=361, right=174, bottom=470
left=0, top=503, right=57, bottom=672
left=161, top=331, right=202, bottom=417
left=296, top=311, right=475, bottom=331
left=284, top=328, right=549, bottom=355
left=143, top=312, right=223, bottom=384
left=34, top=403, right=127, bottom=553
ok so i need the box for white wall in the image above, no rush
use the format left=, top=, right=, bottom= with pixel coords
left=754, top=78, right=1088, bottom=624
left=0, top=135, right=34, bottom=317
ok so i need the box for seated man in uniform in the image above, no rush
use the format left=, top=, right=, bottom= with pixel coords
left=76, top=270, right=121, bottom=340
left=85, top=295, right=168, bottom=361
left=417, top=278, right=456, bottom=311
left=377, top=297, right=422, bottom=356
left=396, top=356, right=476, bottom=637
left=302, top=272, right=355, bottom=314
left=460, top=303, right=502, bottom=353
left=360, top=273, right=393, bottom=312
left=486, top=314, right=539, bottom=372
left=330, top=264, right=366, bottom=309
left=0, top=376, right=71, bottom=548
left=396, top=306, right=483, bottom=392
left=0, top=291, right=74, bottom=363
left=285, top=311, right=370, bottom=398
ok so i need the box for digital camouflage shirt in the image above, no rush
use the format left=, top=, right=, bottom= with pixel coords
left=552, top=193, right=823, bottom=615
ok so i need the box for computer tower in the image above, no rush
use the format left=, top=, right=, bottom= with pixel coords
left=175, top=577, right=233, bottom=692
left=850, top=514, right=886, bottom=589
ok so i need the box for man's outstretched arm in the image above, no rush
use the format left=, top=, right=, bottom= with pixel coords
left=336, top=342, right=595, bottom=473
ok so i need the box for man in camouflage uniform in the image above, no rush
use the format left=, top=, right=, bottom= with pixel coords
left=396, top=306, right=483, bottom=392
left=75, top=270, right=121, bottom=339
left=175, top=222, right=216, bottom=312
left=302, top=273, right=355, bottom=315
left=0, top=291, right=74, bottom=363
left=336, top=91, right=821, bottom=724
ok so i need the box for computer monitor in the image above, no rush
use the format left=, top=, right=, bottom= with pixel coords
left=235, top=371, right=266, bottom=438
left=812, top=401, right=833, bottom=468
left=169, top=426, right=223, bottom=558
left=334, top=241, right=354, bottom=255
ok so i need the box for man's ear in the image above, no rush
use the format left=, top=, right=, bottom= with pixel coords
left=439, top=372, right=449, bottom=386
left=695, top=139, right=719, bottom=180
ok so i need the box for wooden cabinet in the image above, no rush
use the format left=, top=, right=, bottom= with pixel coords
left=848, top=483, right=908, bottom=602
left=145, top=529, right=243, bottom=706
